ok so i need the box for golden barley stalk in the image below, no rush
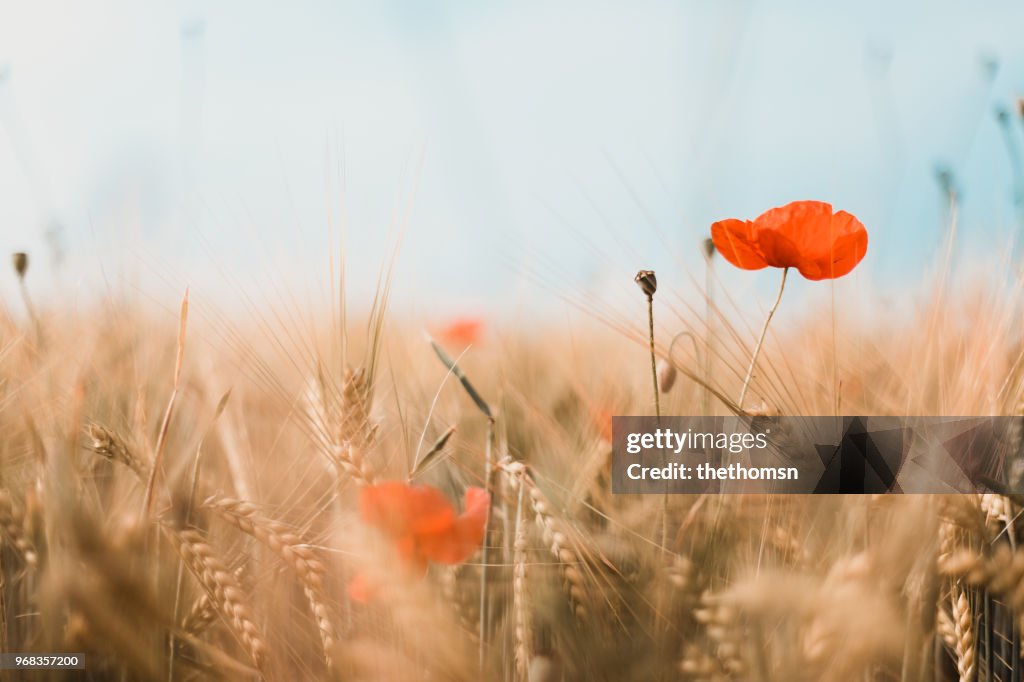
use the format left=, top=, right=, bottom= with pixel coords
left=500, top=459, right=589, bottom=620
left=951, top=590, right=975, bottom=682
left=166, top=525, right=266, bottom=670
left=84, top=423, right=148, bottom=479
left=181, top=585, right=219, bottom=635
left=305, top=372, right=376, bottom=486
left=330, top=444, right=375, bottom=487
left=143, top=288, right=189, bottom=517
left=512, top=480, right=531, bottom=681
left=937, top=606, right=957, bottom=649
left=202, top=494, right=338, bottom=667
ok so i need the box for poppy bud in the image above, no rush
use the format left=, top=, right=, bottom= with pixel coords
left=657, top=359, right=677, bottom=393
left=702, top=238, right=716, bottom=259
left=934, top=166, right=956, bottom=199
left=12, top=252, right=27, bottom=280
left=634, top=270, right=657, bottom=298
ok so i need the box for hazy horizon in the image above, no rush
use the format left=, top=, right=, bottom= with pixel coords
left=2, top=0, right=1023, bottom=320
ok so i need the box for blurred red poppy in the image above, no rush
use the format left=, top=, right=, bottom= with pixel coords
left=590, top=406, right=613, bottom=443
left=711, top=201, right=867, bottom=280
left=349, top=482, right=489, bottom=601
left=437, top=317, right=485, bottom=348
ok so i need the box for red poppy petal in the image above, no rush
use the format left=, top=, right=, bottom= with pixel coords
left=406, top=487, right=458, bottom=535
left=711, top=219, right=768, bottom=271
left=755, top=201, right=833, bottom=261
left=754, top=200, right=833, bottom=233
left=753, top=201, right=867, bottom=280
left=438, top=318, right=484, bottom=348
left=419, top=488, right=490, bottom=565
left=590, top=407, right=613, bottom=442
left=796, top=218, right=868, bottom=280
left=348, top=572, right=376, bottom=603
left=361, top=482, right=456, bottom=540
left=752, top=228, right=803, bottom=269
left=459, top=488, right=490, bottom=535
left=360, top=482, right=413, bottom=538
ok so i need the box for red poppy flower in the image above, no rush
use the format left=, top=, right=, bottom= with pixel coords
left=437, top=317, right=485, bottom=348
left=710, top=201, right=867, bottom=280
left=590, top=406, right=613, bottom=443
left=350, top=482, right=489, bottom=601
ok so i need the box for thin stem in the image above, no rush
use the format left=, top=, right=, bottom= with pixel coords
left=478, top=417, right=495, bottom=671
left=646, top=294, right=670, bottom=567
left=702, top=256, right=713, bottom=415
left=143, top=288, right=189, bottom=517
left=737, top=267, right=789, bottom=411
left=646, top=295, right=661, bottom=420
left=17, top=280, right=42, bottom=348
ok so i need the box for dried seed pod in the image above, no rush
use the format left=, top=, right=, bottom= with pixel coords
left=12, top=252, right=28, bottom=279
left=634, top=270, right=657, bottom=298
left=702, top=237, right=716, bottom=259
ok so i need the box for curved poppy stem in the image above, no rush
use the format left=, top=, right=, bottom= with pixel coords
left=737, top=267, right=788, bottom=411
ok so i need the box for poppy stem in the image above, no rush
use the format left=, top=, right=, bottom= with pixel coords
left=737, top=267, right=788, bottom=411
left=645, top=294, right=670, bottom=562
left=702, top=244, right=715, bottom=416
left=646, top=295, right=661, bottom=421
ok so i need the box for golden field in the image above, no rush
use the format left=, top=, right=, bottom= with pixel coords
left=0, top=237, right=1022, bottom=682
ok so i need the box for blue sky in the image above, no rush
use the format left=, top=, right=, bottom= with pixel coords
left=1, top=0, right=1022, bottom=317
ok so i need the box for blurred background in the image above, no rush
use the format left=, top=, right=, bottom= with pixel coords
left=1, top=0, right=1022, bottom=318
